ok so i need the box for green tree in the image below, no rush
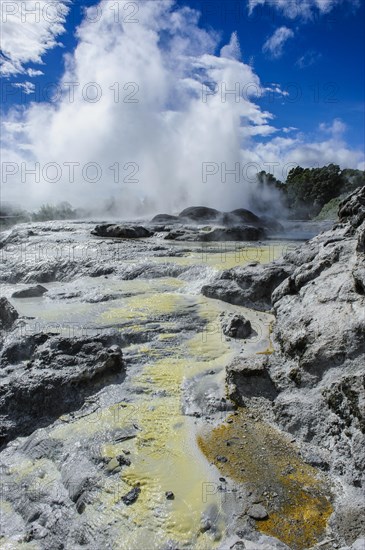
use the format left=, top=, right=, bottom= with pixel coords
left=286, top=164, right=344, bottom=218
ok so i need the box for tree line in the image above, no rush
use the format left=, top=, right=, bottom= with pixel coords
left=255, top=165, right=365, bottom=219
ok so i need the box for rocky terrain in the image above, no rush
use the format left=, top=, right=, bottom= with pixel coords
left=205, top=187, right=365, bottom=548
left=0, top=191, right=364, bottom=549
left=0, top=327, right=124, bottom=446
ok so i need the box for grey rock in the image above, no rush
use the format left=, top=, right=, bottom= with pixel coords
left=348, top=538, right=365, bottom=550
left=177, top=206, right=278, bottom=231
left=91, top=224, right=153, bottom=238
left=225, top=187, right=365, bottom=494
left=121, top=486, right=141, bottom=505
left=178, top=206, right=222, bottom=222
left=164, top=225, right=265, bottom=242
left=259, top=215, right=284, bottom=233
left=0, top=296, right=18, bottom=330
left=200, top=226, right=265, bottom=242
left=202, top=279, right=248, bottom=305
left=338, top=186, right=365, bottom=229
left=227, top=356, right=278, bottom=403
left=247, top=504, right=268, bottom=520
left=356, top=221, right=365, bottom=253
left=202, top=261, right=293, bottom=311
left=0, top=332, right=124, bottom=445
left=21, top=435, right=63, bottom=461
left=155, top=203, right=286, bottom=242
left=221, top=314, right=253, bottom=339
left=225, top=208, right=262, bottom=226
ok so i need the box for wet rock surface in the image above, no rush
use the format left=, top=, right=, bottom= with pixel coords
left=0, top=194, right=364, bottom=549
left=91, top=223, right=153, bottom=239
left=164, top=225, right=265, bottom=242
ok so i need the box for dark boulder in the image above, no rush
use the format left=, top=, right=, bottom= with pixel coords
left=226, top=208, right=261, bottom=225
left=200, top=226, right=265, bottom=242
left=151, top=214, right=179, bottom=223
left=91, top=224, right=153, bottom=238
left=202, top=280, right=248, bottom=305
left=178, top=206, right=222, bottom=222
left=12, top=285, right=48, bottom=298
left=164, top=229, right=190, bottom=241
left=0, top=297, right=19, bottom=330
left=224, top=210, right=283, bottom=232
left=164, top=226, right=265, bottom=242
left=121, top=487, right=141, bottom=505
left=338, top=186, right=365, bottom=229
left=221, top=314, right=253, bottom=339
left=154, top=205, right=282, bottom=234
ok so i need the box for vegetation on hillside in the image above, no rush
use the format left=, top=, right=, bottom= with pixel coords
left=32, top=202, right=78, bottom=222
left=0, top=201, right=79, bottom=230
left=257, top=165, right=365, bottom=219
left=314, top=196, right=344, bottom=221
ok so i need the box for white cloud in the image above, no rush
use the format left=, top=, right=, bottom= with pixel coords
left=282, top=126, right=298, bottom=133
left=27, top=68, right=44, bottom=77
left=242, top=126, right=364, bottom=179
left=263, top=27, right=294, bottom=58
left=319, top=118, right=347, bottom=137
left=248, top=0, right=359, bottom=19
left=0, top=0, right=70, bottom=76
left=12, top=81, right=35, bottom=94
left=220, top=32, right=241, bottom=60
left=296, top=50, right=322, bottom=68
left=264, top=84, right=289, bottom=97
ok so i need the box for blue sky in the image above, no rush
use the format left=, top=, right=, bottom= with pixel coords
left=1, top=0, right=364, bottom=211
